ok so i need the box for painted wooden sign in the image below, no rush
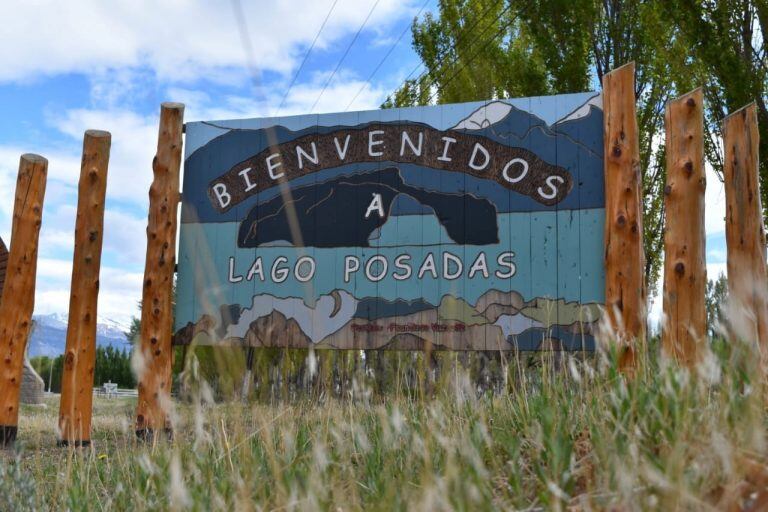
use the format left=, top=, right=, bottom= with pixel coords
left=176, top=93, right=605, bottom=350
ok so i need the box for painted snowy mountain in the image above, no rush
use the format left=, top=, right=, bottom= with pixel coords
left=27, top=313, right=132, bottom=358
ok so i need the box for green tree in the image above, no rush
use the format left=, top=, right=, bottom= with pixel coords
left=663, top=0, right=768, bottom=220
left=705, top=272, right=729, bottom=338
left=31, top=346, right=135, bottom=392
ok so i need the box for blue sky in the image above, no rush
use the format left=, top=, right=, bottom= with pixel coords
left=0, top=0, right=727, bottom=328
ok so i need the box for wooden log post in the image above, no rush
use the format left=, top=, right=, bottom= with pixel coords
left=58, top=130, right=111, bottom=447
left=723, top=103, right=768, bottom=362
left=0, top=154, right=47, bottom=447
left=602, top=62, right=646, bottom=370
left=136, top=103, right=184, bottom=440
left=662, top=89, right=707, bottom=365
left=0, top=238, right=8, bottom=295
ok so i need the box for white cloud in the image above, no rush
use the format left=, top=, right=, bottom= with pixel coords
left=51, top=108, right=158, bottom=204
left=705, top=162, right=727, bottom=235
left=0, top=0, right=418, bottom=84
left=103, top=208, right=147, bottom=265
left=167, top=69, right=392, bottom=122
left=34, top=258, right=143, bottom=326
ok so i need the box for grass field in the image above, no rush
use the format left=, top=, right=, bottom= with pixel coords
left=2, top=342, right=768, bottom=511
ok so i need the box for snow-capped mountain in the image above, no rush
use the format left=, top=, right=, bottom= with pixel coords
left=27, top=313, right=133, bottom=358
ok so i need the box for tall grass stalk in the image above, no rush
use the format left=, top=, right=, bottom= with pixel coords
left=3, top=336, right=768, bottom=510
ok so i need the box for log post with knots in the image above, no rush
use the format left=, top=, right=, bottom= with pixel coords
left=662, top=89, right=707, bottom=365
left=58, top=130, right=111, bottom=447
left=601, top=62, right=646, bottom=372
left=0, top=154, right=47, bottom=447
left=723, top=103, right=768, bottom=366
left=135, top=103, right=184, bottom=441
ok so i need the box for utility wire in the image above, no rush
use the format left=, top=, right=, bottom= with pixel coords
left=423, top=7, right=517, bottom=105
left=344, top=0, right=431, bottom=111
left=310, top=0, right=381, bottom=113
left=275, top=0, right=340, bottom=116
left=382, top=0, right=508, bottom=105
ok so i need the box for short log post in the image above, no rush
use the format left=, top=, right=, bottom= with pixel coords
left=662, top=89, right=707, bottom=365
left=136, top=103, right=184, bottom=440
left=723, top=103, right=768, bottom=362
left=0, top=154, right=47, bottom=447
left=58, top=130, right=111, bottom=447
left=602, top=62, right=646, bottom=371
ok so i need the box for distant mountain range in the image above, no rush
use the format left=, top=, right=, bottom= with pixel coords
left=27, top=313, right=132, bottom=358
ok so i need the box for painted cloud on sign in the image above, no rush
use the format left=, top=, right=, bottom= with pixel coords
left=493, top=314, right=543, bottom=338
left=226, top=290, right=358, bottom=343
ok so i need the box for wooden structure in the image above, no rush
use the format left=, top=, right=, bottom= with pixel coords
left=135, top=103, right=184, bottom=439
left=0, top=154, right=47, bottom=446
left=177, top=94, right=605, bottom=353
left=723, top=103, right=768, bottom=361
left=662, top=89, right=707, bottom=365
left=0, top=238, right=7, bottom=294
left=601, top=62, right=645, bottom=369
left=58, top=130, right=111, bottom=446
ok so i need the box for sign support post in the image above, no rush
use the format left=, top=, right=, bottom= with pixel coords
left=0, top=154, right=47, bottom=447
left=723, top=103, right=768, bottom=365
left=136, top=103, right=184, bottom=441
left=58, top=130, right=111, bottom=447
left=602, top=62, right=645, bottom=371
left=662, top=89, right=707, bottom=365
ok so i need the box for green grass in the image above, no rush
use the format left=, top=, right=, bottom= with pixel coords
left=2, top=341, right=767, bottom=511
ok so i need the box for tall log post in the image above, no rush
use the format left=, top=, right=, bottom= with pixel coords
left=662, top=89, right=707, bottom=365
left=602, top=62, right=646, bottom=371
left=0, top=238, right=8, bottom=295
left=58, top=131, right=111, bottom=447
left=0, top=154, right=47, bottom=447
left=136, top=103, right=184, bottom=440
left=723, top=103, right=768, bottom=363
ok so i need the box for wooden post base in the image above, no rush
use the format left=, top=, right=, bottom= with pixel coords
left=135, top=428, right=173, bottom=443
left=56, top=439, right=91, bottom=448
left=0, top=425, right=17, bottom=447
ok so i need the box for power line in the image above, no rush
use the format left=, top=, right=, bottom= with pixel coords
left=310, top=0, right=381, bottom=113
left=275, top=0, right=340, bottom=116
left=419, top=2, right=513, bottom=104
left=344, top=0, right=432, bottom=111
left=382, top=0, right=508, bottom=105
left=423, top=8, right=517, bottom=105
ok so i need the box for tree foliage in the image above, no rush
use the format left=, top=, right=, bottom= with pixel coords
left=662, top=0, right=768, bottom=218
left=31, top=345, right=135, bottom=393
left=705, top=272, right=729, bottom=338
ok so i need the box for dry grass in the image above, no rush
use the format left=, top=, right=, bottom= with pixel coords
left=2, top=340, right=768, bottom=511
